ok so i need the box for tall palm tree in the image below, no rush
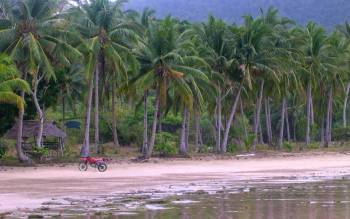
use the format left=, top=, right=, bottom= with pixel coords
left=322, top=32, right=348, bottom=147
left=195, top=16, right=236, bottom=153
left=67, top=0, right=138, bottom=155
left=299, top=22, right=330, bottom=147
left=337, top=22, right=350, bottom=128
left=134, top=17, right=208, bottom=158
left=0, top=0, right=81, bottom=149
left=0, top=53, right=30, bottom=162
left=228, top=15, right=278, bottom=151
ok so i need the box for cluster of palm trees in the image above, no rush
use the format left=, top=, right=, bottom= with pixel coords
left=1, top=0, right=350, bottom=162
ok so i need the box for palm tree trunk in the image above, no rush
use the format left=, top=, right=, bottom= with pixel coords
left=142, top=91, right=148, bottom=154
left=94, top=66, right=100, bottom=153
left=278, top=97, right=287, bottom=149
left=32, top=77, right=44, bottom=148
left=111, top=83, right=120, bottom=147
left=146, top=88, right=160, bottom=158
left=215, top=89, right=222, bottom=153
left=158, top=109, right=162, bottom=133
left=62, top=94, right=65, bottom=127
left=258, top=119, right=264, bottom=145
left=325, top=86, right=333, bottom=148
left=293, top=114, right=297, bottom=142
left=321, top=115, right=325, bottom=145
left=285, top=103, right=290, bottom=142
left=310, top=95, right=315, bottom=125
left=180, top=106, right=189, bottom=155
left=16, top=71, right=30, bottom=162
left=221, top=81, right=244, bottom=153
left=253, top=79, right=264, bottom=148
left=81, top=76, right=94, bottom=157
left=240, top=99, right=248, bottom=139
left=264, top=97, right=273, bottom=145
left=195, top=109, right=202, bottom=152
left=343, top=82, right=350, bottom=127
left=305, top=82, right=312, bottom=146
left=185, top=108, right=190, bottom=150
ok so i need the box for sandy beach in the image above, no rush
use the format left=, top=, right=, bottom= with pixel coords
left=2, top=152, right=350, bottom=213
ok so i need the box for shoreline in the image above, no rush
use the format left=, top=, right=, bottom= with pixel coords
left=2, top=152, right=350, bottom=213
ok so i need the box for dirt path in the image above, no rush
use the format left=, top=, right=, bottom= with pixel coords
left=2, top=152, right=350, bottom=213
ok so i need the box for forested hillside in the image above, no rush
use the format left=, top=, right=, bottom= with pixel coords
left=125, top=0, right=350, bottom=28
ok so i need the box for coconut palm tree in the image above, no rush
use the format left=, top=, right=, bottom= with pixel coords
left=0, top=0, right=81, bottom=150
left=0, top=53, right=30, bottom=162
left=134, top=17, right=208, bottom=158
left=194, top=16, right=237, bottom=153
left=299, top=22, right=330, bottom=147
left=229, top=15, right=279, bottom=151
left=337, top=23, right=350, bottom=128
left=66, top=0, right=138, bottom=155
left=322, top=32, right=348, bottom=147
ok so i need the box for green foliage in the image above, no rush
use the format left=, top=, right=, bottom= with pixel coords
left=283, top=141, right=293, bottom=152
left=33, top=147, right=49, bottom=156
left=0, top=139, right=7, bottom=159
left=243, top=134, right=256, bottom=152
left=332, top=127, right=350, bottom=141
left=198, top=144, right=213, bottom=153
left=117, top=109, right=144, bottom=146
left=227, top=143, right=239, bottom=153
left=308, top=142, right=321, bottom=149
left=154, top=132, right=178, bottom=156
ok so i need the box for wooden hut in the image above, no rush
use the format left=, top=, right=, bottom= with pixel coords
left=5, top=120, right=67, bottom=156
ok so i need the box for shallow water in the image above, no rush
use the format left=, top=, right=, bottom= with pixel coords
left=9, top=179, right=350, bottom=219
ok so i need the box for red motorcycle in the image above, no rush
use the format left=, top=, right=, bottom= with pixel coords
left=78, top=157, right=108, bottom=172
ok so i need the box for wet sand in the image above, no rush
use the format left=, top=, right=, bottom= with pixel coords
left=2, top=152, right=350, bottom=213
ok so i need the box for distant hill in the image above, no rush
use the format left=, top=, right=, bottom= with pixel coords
left=124, top=0, right=350, bottom=29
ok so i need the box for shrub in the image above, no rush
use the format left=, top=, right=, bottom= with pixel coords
left=32, top=147, right=49, bottom=157
left=227, top=143, right=239, bottom=153
left=0, top=139, right=7, bottom=159
left=332, top=127, right=350, bottom=141
left=154, top=132, right=177, bottom=156
left=244, top=134, right=256, bottom=152
left=283, top=141, right=293, bottom=152
left=198, top=144, right=213, bottom=153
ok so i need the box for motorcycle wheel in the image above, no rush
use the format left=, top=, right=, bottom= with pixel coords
left=78, top=162, right=88, bottom=171
left=97, top=163, right=107, bottom=172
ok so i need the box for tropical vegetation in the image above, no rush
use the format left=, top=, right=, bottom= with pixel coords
left=1, top=0, right=350, bottom=162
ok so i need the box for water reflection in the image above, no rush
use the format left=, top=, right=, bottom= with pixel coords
left=15, top=180, right=350, bottom=219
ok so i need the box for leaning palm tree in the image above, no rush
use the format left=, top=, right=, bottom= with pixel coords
left=0, top=0, right=81, bottom=152
left=226, top=15, right=278, bottom=152
left=66, top=0, right=138, bottom=155
left=0, top=53, right=30, bottom=162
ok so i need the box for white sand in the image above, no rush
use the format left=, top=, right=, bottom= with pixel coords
left=1, top=152, right=350, bottom=213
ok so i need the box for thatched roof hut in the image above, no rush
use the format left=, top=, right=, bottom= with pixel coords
left=5, top=120, right=67, bottom=139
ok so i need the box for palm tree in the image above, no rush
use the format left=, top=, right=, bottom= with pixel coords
left=195, top=16, right=236, bottom=153
left=229, top=15, right=278, bottom=151
left=322, top=32, right=348, bottom=147
left=134, top=17, right=208, bottom=158
left=56, top=64, right=85, bottom=123
left=67, top=0, right=138, bottom=155
left=0, top=53, right=30, bottom=162
left=299, top=22, right=330, bottom=147
left=0, top=0, right=81, bottom=149
left=337, top=22, right=350, bottom=128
